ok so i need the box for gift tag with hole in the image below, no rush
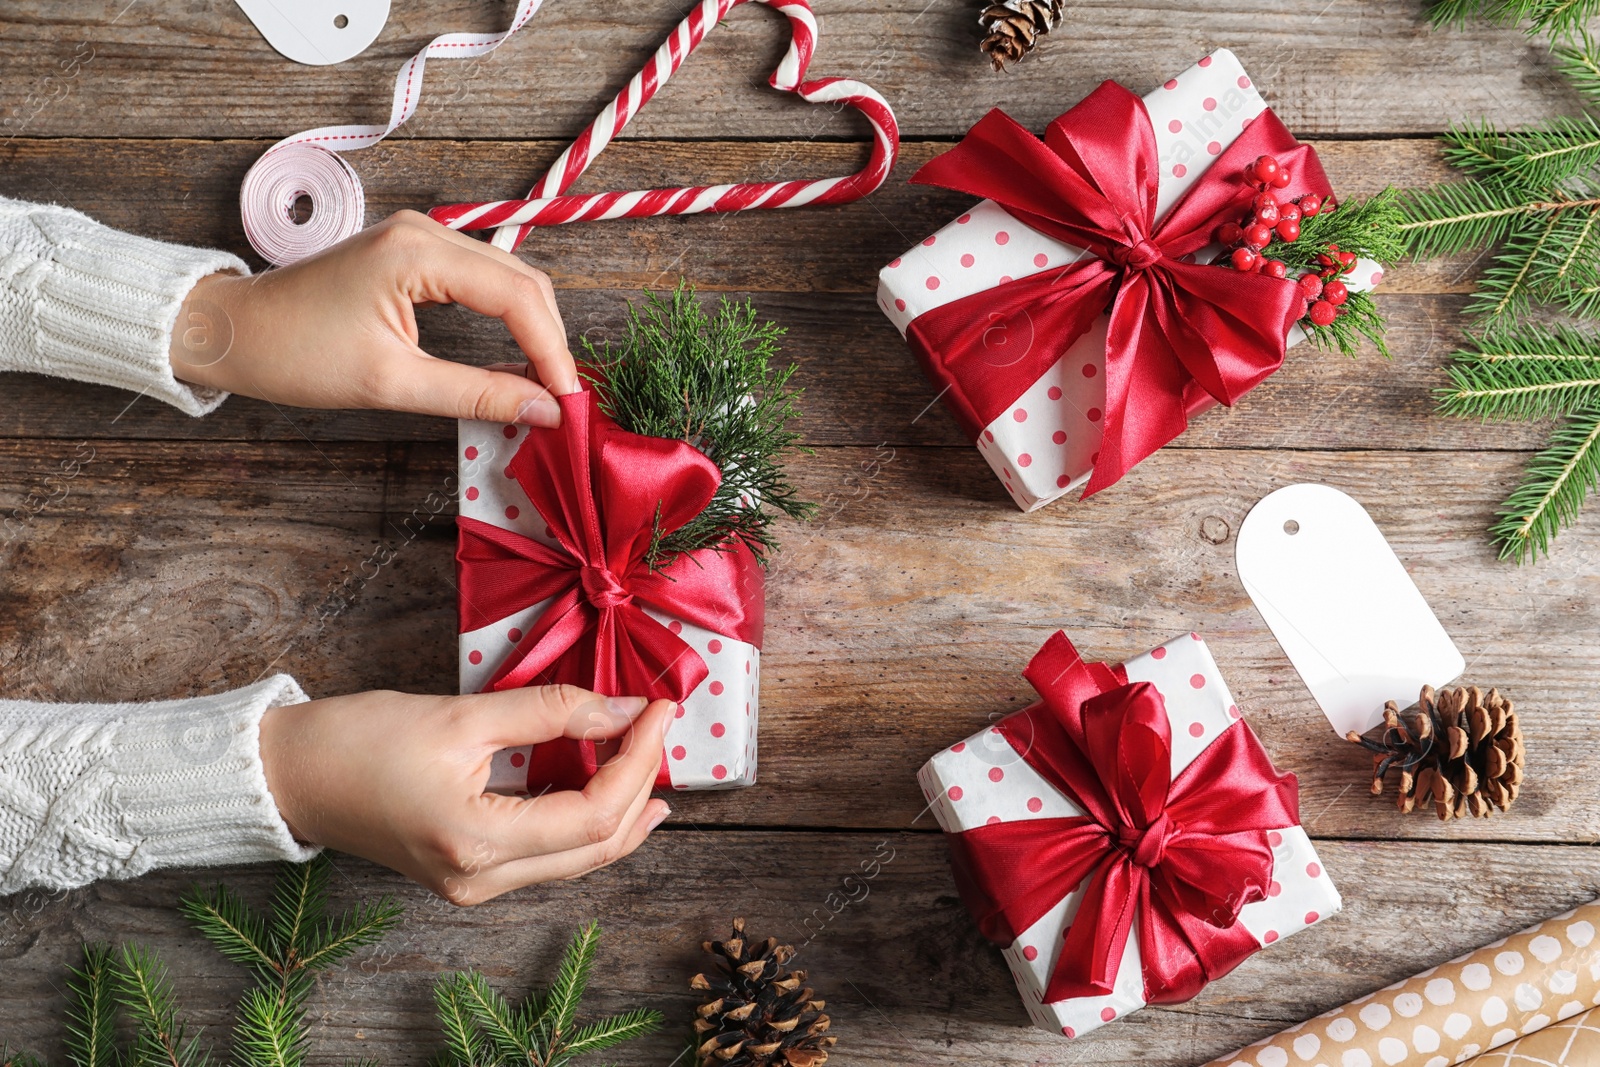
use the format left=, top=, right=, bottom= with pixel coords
left=235, top=0, right=389, bottom=66
left=1235, top=483, right=1464, bottom=737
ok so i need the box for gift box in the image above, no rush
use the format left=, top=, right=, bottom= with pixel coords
left=457, top=391, right=762, bottom=793
left=917, top=631, right=1341, bottom=1038
left=878, top=49, right=1383, bottom=511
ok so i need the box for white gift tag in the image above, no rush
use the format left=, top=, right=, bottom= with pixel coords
left=235, top=0, right=390, bottom=66
left=1235, top=484, right=1464, bottom=737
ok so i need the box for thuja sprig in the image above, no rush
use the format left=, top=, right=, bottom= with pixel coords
left=1275, top=187, right=1408, bottom=276
left=1301, top=288, right=1389, bottom=358
left=581, top=283, right=815, bottom=570
left=432, top=922, right=662, bottom=1067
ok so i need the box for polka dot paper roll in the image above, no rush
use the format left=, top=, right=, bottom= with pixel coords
left=1458, top=1004, right=1600, bottom=1066
left=915, top=632, right=1342, bottom=1039
left=1205, top=900, right=1600, bottom=1067
left=877, top=48, right=1385, bottom=513
left=457, top=418, right=759, bottom=792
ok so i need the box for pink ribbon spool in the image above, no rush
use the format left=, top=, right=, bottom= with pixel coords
left=239, top=143, right=365, bottom=267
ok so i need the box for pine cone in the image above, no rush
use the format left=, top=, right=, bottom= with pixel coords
left=979, top=0, right=1065, bottom=71
left=690, top=918, right=835, bottom=1067
left=1347, top=685, right=1524, bottom=820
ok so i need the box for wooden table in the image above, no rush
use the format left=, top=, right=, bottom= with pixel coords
left=2, top=3, right=1597, bottom=1064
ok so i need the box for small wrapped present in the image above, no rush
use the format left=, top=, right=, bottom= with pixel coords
left=457, top=390, right=762, bottom=793
left=917, top=631, right=1342, bottom=1038
left=878, top=49, right=1383, bottom=511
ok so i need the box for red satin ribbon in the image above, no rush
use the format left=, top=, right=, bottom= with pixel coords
left=456, top=390, right=764, bottom=791
left=944, top=632, right=1299, bottom=1005
left=906, top=82, right=1333, bottom=497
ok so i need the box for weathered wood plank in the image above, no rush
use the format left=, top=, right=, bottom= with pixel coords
left=2, top=442, right=1594, bottom=841
left=0, top=1, right=1583, bottom=139
left=3, top=839, right=1599, bottom=1066
left=0, top=136, right=1465, bottom=294
left=0, top=290, right=1551, bottom=450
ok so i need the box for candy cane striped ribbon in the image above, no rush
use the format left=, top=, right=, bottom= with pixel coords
left=427, top=0, right=900, bottom=252
left=240, top=0, right=547, bottom=265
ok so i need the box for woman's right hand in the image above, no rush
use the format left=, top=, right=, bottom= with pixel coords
left=258, top=685, right=673, bottom=905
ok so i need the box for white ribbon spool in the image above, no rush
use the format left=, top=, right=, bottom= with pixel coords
left=239, top=143, right=366, bottom=266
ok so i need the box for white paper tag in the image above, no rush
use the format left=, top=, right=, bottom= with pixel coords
left=1235, top=484, right=1465, bottom=737
left=235, top=0, right=390, bottom=66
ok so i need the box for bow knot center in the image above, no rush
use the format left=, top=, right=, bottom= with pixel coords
left=1120, top=812, right=1175, bottom=868
left=1111, top=237, right=1163, bottom=272
left=580, top=565, right=633, bottom=610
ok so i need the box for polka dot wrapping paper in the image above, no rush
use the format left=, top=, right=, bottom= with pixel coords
left=456, top=418, right=759, bottom=793
left=915, top=632, right=1341, bottom=1039
left=1203, top=900, right=1600, bottom=1067
left=876, top=49, right=1383, bottom=513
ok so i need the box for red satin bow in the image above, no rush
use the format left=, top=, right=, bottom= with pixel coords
left=456, top=390, right=764, bottom=790
left=945, top=632, right=1299, bottom=1005
left=907, top=82, right=1333, bottom=497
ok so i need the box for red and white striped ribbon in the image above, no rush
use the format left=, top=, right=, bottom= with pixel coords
left=427, top=0, right=900, bottom=252
left=240, top=0, right=547, bottom=265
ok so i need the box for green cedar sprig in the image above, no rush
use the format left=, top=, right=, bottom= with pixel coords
left=1271, top=188, right=1405, bottom=358
left=432, top=922, right=662, bottom=1067
left=580, top=284, right=814, bottom=570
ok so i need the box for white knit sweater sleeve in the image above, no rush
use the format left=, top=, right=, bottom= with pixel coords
left=0, top=195, right=246, bottom=415
left=0, top=676, right=319, bottom=895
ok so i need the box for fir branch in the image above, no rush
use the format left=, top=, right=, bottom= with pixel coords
left=447, top=973, right=529, bottom=1067
left=1490, top=403, right=1600, bottom=559
left=1428, top=0, right=1600, bottom=33
left=231, top=988, right=306, bottom=1067
left=1398, top=179, right=1600, bottom=258
left=434, top=980, right=491, bottom=1067
left=268, top=855, right=330, bottom=962
left=535, top=922, right=600, bottom=1046
left=116, top=944, right=213, bottom=1067
left=563, top=1010, right=664, bottom=1057
left=1439, top=340, right=1600, bottom=420
left=180, top=882, right=277, bottom=978
left=0, top=1047, right=46, bottom=1067
left=581, top=284, right=814, bottom=570
left=1556, top=30, right=1600, bottom=104
left=294, top=898, right=403, bottom=974
left=65, top=943, right=120, bottom=1067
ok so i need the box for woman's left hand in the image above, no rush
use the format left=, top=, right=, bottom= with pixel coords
left=169, top=210, right=577, bottom=426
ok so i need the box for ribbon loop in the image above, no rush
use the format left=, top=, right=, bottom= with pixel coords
left=906, top=85, right=1334, bottom=497
left=944, top=632, right=1301, bottom=1006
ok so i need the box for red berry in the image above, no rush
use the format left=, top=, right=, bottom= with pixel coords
left=1231, top=247, right=1259, bottom=272
left=1253, top=194, right=1281, bottom=225
left=1252, top=155, right=1281, bottom=186
left=1275, top=218, right=1301, bottom=243
left=1323, top=279, right=1349, bottom=306
left=1299, top=195, right=1322, bottom=217
left=1264, top=259, right=1288, bottom=279
left=1244, top=223, right=1273, bottom=248
left=1217, top=221, right=1243, bottom=246
left=1338, top=250, right=1358, bottom=271
left=1298, top=273, right=1323, bottom=299
left=1308, top=300, right=1337, bottom=327
left=1279, top=202, right=1302, bottom=224
left=1316, top=253, right=1337, bottom=269
left=1270, top=167, right=1292, bottom=189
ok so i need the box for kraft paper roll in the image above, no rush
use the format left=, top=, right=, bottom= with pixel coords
left=1459, top=1005, right=1600, bottom=1066
left=1208, top=899, right=1600, bottom=1067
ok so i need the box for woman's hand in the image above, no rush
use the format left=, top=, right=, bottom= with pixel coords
left=258, top=685, right=673, bottom=905
left=170, top=211, right=577, bottom=426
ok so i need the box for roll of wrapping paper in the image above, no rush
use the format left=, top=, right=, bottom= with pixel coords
left=1459, top=1005, right=1600, bottom=1066
left=1206, top=900, right=1600, bottom=1067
